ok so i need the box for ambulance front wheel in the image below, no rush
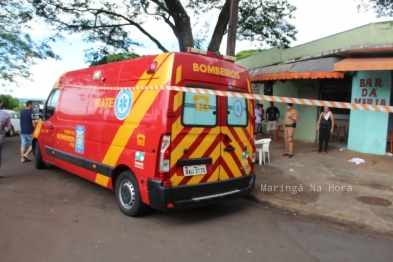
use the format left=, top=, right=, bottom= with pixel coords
left=115, top=170, right=147, bottom=217
left=34, top=141, right=46, bottom=169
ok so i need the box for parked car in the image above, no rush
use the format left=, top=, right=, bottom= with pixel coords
left=2, top=109, right=21, bottom=136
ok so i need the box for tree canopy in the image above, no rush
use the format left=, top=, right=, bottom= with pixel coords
left=30, top=0, right=297, bottom=63
left=359, top=0, right=393, bottom=17
left=236, top=49, right=261, bottom=60
left=0, top=94, right=20, bottom=110
left=0, top=0, right=58, bottom=84
left=89, top=52, right=141, bottom=67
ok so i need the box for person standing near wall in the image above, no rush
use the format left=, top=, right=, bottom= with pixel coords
left=282, top=103, right=298, bottom=158
left=265, top=101, right=280, bottom=139
left=254, top=104, right=263, bottom=134
left=0, top=99, right=12, bottom=169
left=260, top=103, right=265, bottom=121
left=20, top=101, right=36, bottom=162
left=316, top=106, right=335, bottom=154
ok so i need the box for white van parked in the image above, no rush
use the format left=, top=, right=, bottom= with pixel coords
left=2, top=109, right=21, bottom=136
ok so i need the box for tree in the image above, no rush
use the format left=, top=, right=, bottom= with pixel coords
left=0, top=0, right=58, bottom=84
left=358, top=0, right=393, bottom=17
left=30, top=0, right=297, bottom=63
left=89, top=52, right=141, bottom=67
left=0, top=94, right=20, bottom=110
left=236, top=49, right=261, bottom=60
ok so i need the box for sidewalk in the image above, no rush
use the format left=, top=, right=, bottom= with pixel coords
left=252, top=134, right=393, bottom=235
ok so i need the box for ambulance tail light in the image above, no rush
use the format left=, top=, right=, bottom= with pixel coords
left=157, top=135, right=171, bottom=182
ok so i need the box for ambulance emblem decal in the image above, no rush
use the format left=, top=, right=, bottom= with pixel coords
left=115, top=89, right=133, bottom=120
left=233, top=98, right=243, bottom=118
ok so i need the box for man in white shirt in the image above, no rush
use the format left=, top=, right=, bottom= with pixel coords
left=254, top=104, right=263, bottom=134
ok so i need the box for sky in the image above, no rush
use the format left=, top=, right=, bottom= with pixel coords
left=1, top=0, right=391, bottom=100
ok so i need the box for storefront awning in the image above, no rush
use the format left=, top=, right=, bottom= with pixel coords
left=249, top=57, right=345, bottom=82
left=334, top=57, right=393, bottom=71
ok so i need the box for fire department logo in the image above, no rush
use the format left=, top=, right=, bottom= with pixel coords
left=233, top=98, right=243, bottom=118
left=115, top=89, right=133, bottom=120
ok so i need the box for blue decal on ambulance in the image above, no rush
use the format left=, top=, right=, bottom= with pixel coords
left=233, top=98, right=243, bottom=118
left=115, top=90, right=133, bottom=120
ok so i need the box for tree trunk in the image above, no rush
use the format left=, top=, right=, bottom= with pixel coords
left=208, top=0, right=231, bottom=52
left=163, top=0, right=194, bottom=52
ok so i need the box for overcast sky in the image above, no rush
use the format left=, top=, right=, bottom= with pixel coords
left=1, top=0, right=391, bottom=100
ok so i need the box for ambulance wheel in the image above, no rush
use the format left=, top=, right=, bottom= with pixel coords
left=115, top=171, right=146, bottom=217
left=34, top=141, right=46, bottom=169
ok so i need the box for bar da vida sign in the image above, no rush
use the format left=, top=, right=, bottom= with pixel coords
left=354, top=78, right=387, bottom=105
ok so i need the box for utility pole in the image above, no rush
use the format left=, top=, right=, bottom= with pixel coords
left=226, top=0, right=239, bottom=56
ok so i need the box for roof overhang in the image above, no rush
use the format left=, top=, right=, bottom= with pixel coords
left=334, top=57, right=393, bottom=71
left=249, top=57, right=345, bottom=82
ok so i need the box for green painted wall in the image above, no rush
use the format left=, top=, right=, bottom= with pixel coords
left=348, top=71, right=391, bottom=155
left=237, top=21, right=393, bottom=70
left=258, top=80, right=320, bottom=142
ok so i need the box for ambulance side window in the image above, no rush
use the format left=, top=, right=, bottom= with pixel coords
left=44, top=89, right=60, bottom=120
left=227, top=97, right=248, bottom=126
left=182, top=92, right=217, bottom=127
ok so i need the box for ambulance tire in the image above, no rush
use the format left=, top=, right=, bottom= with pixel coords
left=34, top=141, right=46, bottom=169
left=115, top=171, right=147, bottom=217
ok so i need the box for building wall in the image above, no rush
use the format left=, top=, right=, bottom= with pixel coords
left=259, top=79, right=320, bottom=142
left=348, top=71, right=392, bottom=155
left=237, top=21, right=393, bottom=70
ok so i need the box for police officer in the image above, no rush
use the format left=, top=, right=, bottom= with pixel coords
left=282, top=103, right=298, bottom=158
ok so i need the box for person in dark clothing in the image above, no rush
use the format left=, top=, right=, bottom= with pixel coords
left=316, top=106, right=335, bottom=154
left=20, top=101, right=36, bottom=162
left=265, top=101, right=280, bottom=139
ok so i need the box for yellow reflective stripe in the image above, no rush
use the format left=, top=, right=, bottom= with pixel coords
left=95, top=53, right=174, bottom=185
left=173, top=91, right=182, bottom=114
left=33, top=119, right=43, bottom=139
left=95, top=173, right=110, bottom=187
left=170, top=173, right=183, bottom=186
left=187, top=143, right=220, bottom=185
left=175, top=65, right=182, bottom=85
left=170, top=128, right=204, bottom=169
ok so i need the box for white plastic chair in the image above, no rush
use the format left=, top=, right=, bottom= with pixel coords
left=255, top=138, right=271, bottom=165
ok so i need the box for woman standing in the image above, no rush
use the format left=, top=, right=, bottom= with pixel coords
left=316, top=106, right=335, bottom=154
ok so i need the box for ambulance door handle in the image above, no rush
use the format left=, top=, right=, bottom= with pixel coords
left=224, top=147, right=235, bottom=152
left=49, top=125, right=54, bottom=130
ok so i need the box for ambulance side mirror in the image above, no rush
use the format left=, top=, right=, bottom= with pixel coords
left=32, top=104, right=41, bottom=120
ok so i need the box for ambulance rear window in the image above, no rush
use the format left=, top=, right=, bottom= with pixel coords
left=227, top=97, right=248, bottom=126
left=182, top=92, right=217, bottom=127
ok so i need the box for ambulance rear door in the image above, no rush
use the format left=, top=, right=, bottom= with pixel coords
left=219, top=93, right=253, bottom=181
left=218, top=58, right=254, bottom=185
left=169, top=85, right=222, bottom=199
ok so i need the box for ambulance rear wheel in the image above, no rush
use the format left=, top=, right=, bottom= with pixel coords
left=34, top=141, right=46, bottom=169
left=115, top=171, right=146, bottom=217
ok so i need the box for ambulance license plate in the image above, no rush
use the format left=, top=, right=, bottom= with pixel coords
left=183, top=165, right=207, bottom=176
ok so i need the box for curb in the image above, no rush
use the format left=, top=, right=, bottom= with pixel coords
left=250, top=192, right=393, bottom=235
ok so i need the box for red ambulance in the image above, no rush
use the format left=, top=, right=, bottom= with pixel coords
left=32, top=48, right=256, bottom=216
